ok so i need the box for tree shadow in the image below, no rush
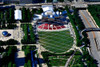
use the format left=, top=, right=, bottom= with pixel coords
left=15, top=52, right=25, bottom=67
left=38, top=58, right=45, bottom=64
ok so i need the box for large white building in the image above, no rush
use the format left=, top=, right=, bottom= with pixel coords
left=14, top=9, right=22, bottom=20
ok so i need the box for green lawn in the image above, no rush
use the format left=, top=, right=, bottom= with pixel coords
left=38, top=30, right=73, bottom=53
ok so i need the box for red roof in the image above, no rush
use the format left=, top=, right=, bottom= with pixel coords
left=38, top=23, right=65, bottom=30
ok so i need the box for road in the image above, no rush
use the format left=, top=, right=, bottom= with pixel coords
left=79, top=10, right=100, bottom=66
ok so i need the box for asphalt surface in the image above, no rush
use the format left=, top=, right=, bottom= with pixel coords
left=79, top=10, right=100, bottom=66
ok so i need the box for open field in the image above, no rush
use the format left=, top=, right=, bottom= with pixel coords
left=38, top=30, right=73, bottom=53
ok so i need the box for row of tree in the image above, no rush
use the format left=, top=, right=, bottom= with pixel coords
left=1, top=46, right=17, bottom=67
left=0, top=39, right=18, bottom=46
left=21, top=8, right=32, bottom=22
left=0, top=8, right=14, bottom=22
left=65, top=6, right=82, bottom=46
left=22, top=46, right=36, bottom=67
left=21, top=24, right=36, bottom=44
left=0, top=8, right=17, bottom=29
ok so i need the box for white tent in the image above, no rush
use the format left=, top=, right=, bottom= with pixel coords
left=33, top=14, right=42, bottom=20
left=14, top=10, right=22, bottom=20
left=56, top=11, right=60, bottom=15
left=42, top=5, right=53, bottom=12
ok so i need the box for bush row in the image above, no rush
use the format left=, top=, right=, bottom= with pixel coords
left=0, top=39, right=18, bottom=46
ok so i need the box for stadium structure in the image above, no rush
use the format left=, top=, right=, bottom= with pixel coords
left=35, top=5, right=74, bottom=53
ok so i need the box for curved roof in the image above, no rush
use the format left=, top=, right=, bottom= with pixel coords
left=2, top=31, right=8, bottom=36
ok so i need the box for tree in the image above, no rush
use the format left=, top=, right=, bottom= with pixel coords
left=22, top=7, right=27, bottom=22
left=5, top=10, right=8, bottom=22
left=8, top=62, right=12, bottom=67
left=13, top=64, right=16, bottom=67
left=27, top=9, right=32, bottom=22
left=9, top=8, right=14, bottom=21
left=24, top=63, right=27, bottom=67
left=27, top=60, right=31, bottom=67
left=6, top=39, right=18, bottom=45
left=0, top=41, right=5, bottom=46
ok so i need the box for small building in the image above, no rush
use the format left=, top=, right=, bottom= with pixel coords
left=14, top=9, right=22, bottom=20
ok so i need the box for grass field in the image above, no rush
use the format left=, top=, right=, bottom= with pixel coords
left=38, top=30, right=73, bottom=53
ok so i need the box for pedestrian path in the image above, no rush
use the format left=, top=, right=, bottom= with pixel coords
left=15, top=51, right=25, bottom=67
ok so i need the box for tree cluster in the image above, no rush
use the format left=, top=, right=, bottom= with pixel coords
left=0, top=8, right=17, bottom=29
left=82, top=47, right=97, bottom=67
left=1, top=46, right=17, bottom=67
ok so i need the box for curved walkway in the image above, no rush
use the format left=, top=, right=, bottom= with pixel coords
left=65, top=51, right=75, bottom=67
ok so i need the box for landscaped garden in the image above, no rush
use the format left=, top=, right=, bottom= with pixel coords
left=41, top=50, right=74, bottom=67
left=38, top=30, right=73, bottom=53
